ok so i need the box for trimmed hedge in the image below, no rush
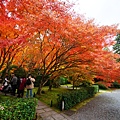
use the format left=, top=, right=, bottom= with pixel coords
left=57, top=86, right=97, bottom=110
left=0, top=98, right=38, bottom=120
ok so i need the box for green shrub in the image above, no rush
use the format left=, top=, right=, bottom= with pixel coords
left=112, top=81, right=120, bottom=88
left=57, top=87, right=96, bottom=110
left=34, top=75, right=41, bottom=87
left=95, top=83, right=108, bottom=90
left=35, top=75, right=50, bottom=87
left=80, top=80, right=93, bottom=87
left=59, top=77, right=68, bottom=85
left=0, top=98, right=38, bottom=120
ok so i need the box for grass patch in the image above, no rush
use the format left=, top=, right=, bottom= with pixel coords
left=36, top=86, right=70, bottom=111
left=0, top=94, right=14, bottom=102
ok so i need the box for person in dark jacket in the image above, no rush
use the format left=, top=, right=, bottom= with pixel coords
left=11, top=73, right=18, bottom=96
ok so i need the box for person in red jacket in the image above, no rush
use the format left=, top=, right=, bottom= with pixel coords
left=17, top=78, right=26, bottom=98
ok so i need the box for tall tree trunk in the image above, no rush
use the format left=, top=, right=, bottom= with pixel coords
left=37, top=83, right=42, bottom=95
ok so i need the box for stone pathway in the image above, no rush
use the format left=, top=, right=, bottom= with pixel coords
left=70, top=89, right=120, bottom=120
left=36, top=101, right=72, bottom=120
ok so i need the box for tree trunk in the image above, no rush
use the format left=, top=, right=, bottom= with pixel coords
left=37, top=76, right=49, bottom=94
left=48, top=80, right=53, bottom=91
left=37, top=83, right=42, bottom=95
left=73, top=81, right=75, bottom=90
left=48, top=85, right=52, bottom=91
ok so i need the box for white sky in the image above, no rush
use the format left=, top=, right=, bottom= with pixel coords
left=68, top=0, right=120, bottom=28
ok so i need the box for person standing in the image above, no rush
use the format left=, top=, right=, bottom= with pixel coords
left=2, top=75, right=9, bottom=95
left=26, top=74, right=35, bottom=98
left=17, top=78, right=26, bottom=98
left=3, top=75, right=9, bottom=87
left=11, top=73, right=18, bottom=96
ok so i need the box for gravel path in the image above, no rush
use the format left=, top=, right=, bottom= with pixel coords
left=70, top=89, right=120, bottom=120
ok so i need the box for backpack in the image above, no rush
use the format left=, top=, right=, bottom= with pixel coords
left=26, top=78, right=31, bottom=85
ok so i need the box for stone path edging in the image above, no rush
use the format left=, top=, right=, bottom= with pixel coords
left=36, top=101, right=72, bottom=120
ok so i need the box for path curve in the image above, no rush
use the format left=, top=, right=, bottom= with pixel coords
left=70, top=89, right=120, bottom=120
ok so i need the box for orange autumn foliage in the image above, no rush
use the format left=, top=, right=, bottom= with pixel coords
left=1, top=0, right=120, bottom=93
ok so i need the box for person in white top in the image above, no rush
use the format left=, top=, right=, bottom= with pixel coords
left=26, top=74, right=35, bottom=98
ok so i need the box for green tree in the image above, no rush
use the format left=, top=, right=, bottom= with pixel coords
left=113, top=34, right=120, bottom=62
left=113, top=34, right=120, bottom=54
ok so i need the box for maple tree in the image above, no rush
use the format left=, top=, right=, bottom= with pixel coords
left=0, top=0, right=28, bottom=77
left=17, top=14, right=118, bottom=94
left=91, top=50, right=120, bottom=86
left=1, top=0, right=120, bottom=95
left=0, top=0, right=74, bottom=93
left=0, top=0, right=70, bottom=75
